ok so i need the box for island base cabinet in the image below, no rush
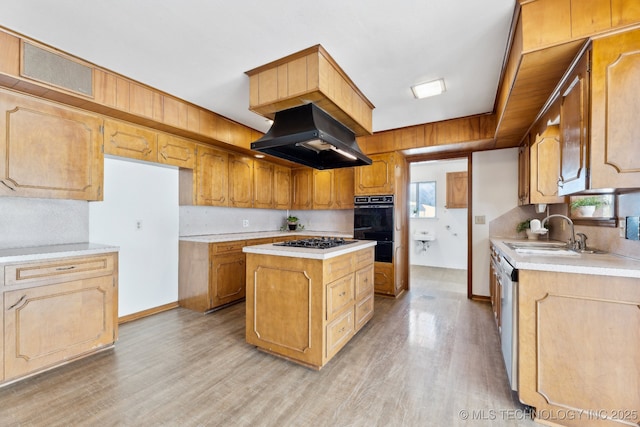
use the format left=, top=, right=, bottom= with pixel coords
left=518, top=270, right=640, bottom=427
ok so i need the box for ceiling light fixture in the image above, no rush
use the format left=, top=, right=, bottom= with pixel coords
left=411, top=78, right=446, bottom=99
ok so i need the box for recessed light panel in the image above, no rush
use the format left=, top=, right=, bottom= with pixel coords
left=411, top=79, right=446, bottom=99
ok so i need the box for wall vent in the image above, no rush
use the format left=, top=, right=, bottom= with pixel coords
left=21, top=42, right=93, bottom=97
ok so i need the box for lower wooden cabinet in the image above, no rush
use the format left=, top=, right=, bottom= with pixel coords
left=373, top=261, right=395, bottom=296
left=1, top=252, right=118, bottom=385
left=245, top=245, right=375, bottom=369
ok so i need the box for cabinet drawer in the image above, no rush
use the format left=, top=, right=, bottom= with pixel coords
left=5, top=254, right=115, bottom=287
left=354, top=247, right=374, bottom=271
left=326, top=307, right=354, bottom=359
left=355, top=264, right=374, bottom=300
left=324, top=253, right=354, bottom=283
left=211, top=241, right=246, bottom=254
left=355, top=293, right=374, bottom=331
left=326, top=274, right=354, bottom=320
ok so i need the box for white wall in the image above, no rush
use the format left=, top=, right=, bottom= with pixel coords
left=409, top=158, right=468, bottom=270
left=89, top=157, right=179, bottom=317
left=472, top=148, right=519, bottom=296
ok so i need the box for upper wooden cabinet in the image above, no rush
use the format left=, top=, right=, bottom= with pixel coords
left=530, top=126, right=565, bottom=204
left=291, top=168, right=313, bottom=210
left=157, top=133, right=196, bottom=169
left=253, top=160, right=275, bottom=209
left=334, top=168, right=355, bottom=209
left=191, top=144, right=229, bottom=206
left=0, top=89, right=103, bottom=200
left=103, top=118, right=157, bottom=162
left=518, top=138, right=531, bottom=206
left=445, top=171, right=468, bottom=209
left=354, top=153, right=397, bottom=195
left=274, top=165, right=291, bottom=210
left=313, top=170, right=335, bottom=210
left=228, top=155, right=254, bottom=208
left=558, top=47, right=590, bottom=195
left=590, top=28, right=640, bottom=190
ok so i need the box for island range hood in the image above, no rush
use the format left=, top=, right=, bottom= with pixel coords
left=250, top=103, right=372, bottom=170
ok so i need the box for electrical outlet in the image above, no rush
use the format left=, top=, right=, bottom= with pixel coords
left=619, top=219, right=626, bottom=238
left=475, top=215, right=486, bottom=225
left=242, top=219, right=249, bottom=228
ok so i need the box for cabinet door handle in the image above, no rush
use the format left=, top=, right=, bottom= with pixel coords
left=56, top=265, right=76, bottom=271
left=1, top=180, right=16, bottom=191
left=9, top=295, right=26, bottom=310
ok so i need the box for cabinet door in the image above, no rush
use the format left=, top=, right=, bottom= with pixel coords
left=210, top=252, right=246, bottom=307
left=313, top=169, right=335, bottom=209
left=590, top=28, right=640, bottom=190
left=0, top=89, right=103, bottom=200
left=334, top=168, right=354, bottom=209
left=103, top=118, right=157, bottom=162
left=4, top=276, right=116, bottom=380
left=229, top=155, right=253, bottom=208
left=518, top=139, right=530, bottom=206
left=253, top=160, right=274, bottom=209
left=157, top=133, right=195, bottom=169
left=194, top=144, right=228, bottom=206
left=530, top=126, right=565, bottom=204
left=291, top=168, right=313, bottom=210
left=445, top=171, right=468, bottom=208
left=559, top=48, right=590, bottom=195
left=373, top=261, right=394, bottom=295
left=274, top=165, right=291, bottom=210
left=354, top=153, right=395, bottom=195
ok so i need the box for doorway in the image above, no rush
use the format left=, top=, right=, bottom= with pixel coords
left=406, top=155, right=471, bottom=298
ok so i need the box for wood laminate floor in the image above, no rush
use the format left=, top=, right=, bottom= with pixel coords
left=0, top=267, right=536, bottom=427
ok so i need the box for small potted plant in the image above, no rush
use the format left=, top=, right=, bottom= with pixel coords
left=286, top=216, right=299, bottom=231
left=516, top=219, right=533, bottom=239
left=570, top=196, right=607, bottom=217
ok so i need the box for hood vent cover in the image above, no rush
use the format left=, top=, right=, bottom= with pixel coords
left=250, top=103, right=371, bottom=170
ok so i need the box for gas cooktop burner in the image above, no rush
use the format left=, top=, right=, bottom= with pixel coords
left=274, top=237, right=357, bottom=249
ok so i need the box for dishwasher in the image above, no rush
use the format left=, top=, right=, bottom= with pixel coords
left=498, top=252, right=518, bottom=392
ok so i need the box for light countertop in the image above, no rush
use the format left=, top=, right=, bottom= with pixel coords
left=0, top=243, right=120, bottom=264
left=243, top=240, right=376, bottom=260
left=180, top=230, right=352, bottom=243
left=491, top=238, right=640, bottom=278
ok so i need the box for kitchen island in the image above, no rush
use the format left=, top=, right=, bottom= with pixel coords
left=243, top=239, right=376, bottom=369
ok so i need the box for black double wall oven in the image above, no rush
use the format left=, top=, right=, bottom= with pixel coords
left=353, top=195, right=394, bottom=263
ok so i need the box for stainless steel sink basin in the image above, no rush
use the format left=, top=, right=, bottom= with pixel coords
left=504, top=241, right=568, bottom=250
left=503, top=241, right=607, bottom=256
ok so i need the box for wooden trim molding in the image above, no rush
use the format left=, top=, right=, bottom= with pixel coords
left=118, top=302, right=179, bottom=324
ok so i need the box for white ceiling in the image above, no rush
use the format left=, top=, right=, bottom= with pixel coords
left=0, top=0, right=515, bottom=135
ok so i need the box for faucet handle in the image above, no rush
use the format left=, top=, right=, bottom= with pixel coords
left=576, top=232, right=588, bottom=250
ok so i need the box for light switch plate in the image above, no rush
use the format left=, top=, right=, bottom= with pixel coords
left=475, top=215, right=486, bottom=225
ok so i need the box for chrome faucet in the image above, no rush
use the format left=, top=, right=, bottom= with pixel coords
left=575, top=232, right=588, bottom=251
left=541, top=214, right=576, bottom=250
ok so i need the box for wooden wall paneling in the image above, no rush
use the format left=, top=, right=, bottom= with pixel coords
left=186, top=104, right=200, bottom=133
left=394, top=126, right=424, bottom=150
left=287, top=56, right=308, bottom=96
left=521, top=0, right=572, bottom=51
left=198, top=109, right=216, bottom=139
left=258, top=67, right=278, bottom=106
left=115, top=76, right=130, bottom=112
left=163, top=96, right=188, bottom=129
left=229, top=122, right=252, bottom=149
left=129, top=83, right=156, bottom=119
left=276, top=63, right=288, bottom=101
left=611, top=0, right=640, bottom=27
left=214, top=115, right=231, bottom=145
left=0, top=31, right=20, bottom=77
left=570, top=0, right=612, bottom=38
left=93, top=69, right=116, bottom=108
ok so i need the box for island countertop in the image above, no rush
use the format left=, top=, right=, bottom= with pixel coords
left=243, top=239, right=376, bottom=260
left=0, top=242, right=120, bottom=264
left=180, top=230, right=352, bottom=243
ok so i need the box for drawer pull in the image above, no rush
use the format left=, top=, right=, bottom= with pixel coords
left=9, top=295, right=26, bottom=310
left=56, top=266, right=76, bottom=271
left=339, top=291, right=346, bottom=297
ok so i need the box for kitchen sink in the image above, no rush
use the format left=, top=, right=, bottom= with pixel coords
left=503, top=241, right=568, bottom=250
left=503, top=241, right=607, bottom=256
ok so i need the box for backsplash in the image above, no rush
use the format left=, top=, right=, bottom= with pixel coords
left=0, top=197, right=88, bottom=249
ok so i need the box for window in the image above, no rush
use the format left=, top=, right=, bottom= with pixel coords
left=409, top=181, right=436, bottom=218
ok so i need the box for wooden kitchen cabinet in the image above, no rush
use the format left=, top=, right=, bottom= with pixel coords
left=228, top=155, right=254, bottom=208
left=313, top=169, right=335, bottom=209
left=517, top=138, right=530, bottom=206
left=253, top=160, right=274, bottom=209
left=186, top=144, right=228, bottom=206
left=157, top=133, right=196, bottom=169
left=245, top=245, right=374, bottom=369
left=529, top=125, right=565, bottom=204
left=0, top=88, right=103, bottom=200
left=103, top=118, right=157, bottom=162
left=373, top=261, right=394, bottom=296
left=273, top=165, right=291, bottom=210
left=334, top=168, right=355, bottom=209
left=354, top=152, right=397, bottom=195
left=291, top=168, right=313, bottom=210
left=518, top=269, right=640, bottom=427
left=590, top=28, right=640, bottom=190
left=558, top=46, right=590, bottom=195
left=1, top=252, right=118, bottom=385
left=445, top=171, right=468, bottom=209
